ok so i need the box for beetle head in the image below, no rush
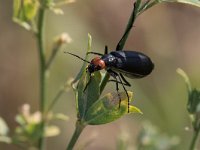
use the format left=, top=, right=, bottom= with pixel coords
left=87, top=57, right=106, bottom=73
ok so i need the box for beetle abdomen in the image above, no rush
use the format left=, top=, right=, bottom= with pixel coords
left=110, top=51, right=154, bottom=78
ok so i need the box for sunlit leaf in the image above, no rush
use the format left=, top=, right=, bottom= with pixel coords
left=45, top=125, right=60, bottom=137
left=0, top=136, right=12, bottom=144
left=54, top=113, right=69, bottom=121
left=13, top=0, right=39, bottom=30
left=50, top=8, right=64, bottom=15
left=177, top=68, right=200, bottom=114
left=0, top=117, right=9, bottom=136
left=13, top=18, right=31, bottom=30
left=84, top=92, right=142, bottom=125
left=177, top=68, right=192, bottom=93
left=161, top=0, right=200, bottom=7
left=23, top=0, right=40, bottom=20
left=13, top=0, right=21, bottom=18
left=55, top=0, right=76, bottom=6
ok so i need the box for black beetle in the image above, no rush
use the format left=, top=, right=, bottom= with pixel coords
left=87, top=50, right=154, bottom=78
left=66, top=48, right=154, bottom=112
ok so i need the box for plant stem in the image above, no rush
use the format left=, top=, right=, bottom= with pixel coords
left=189, top=126, right=200, bottom=150
left=46, top=87, right=65, bottom=113
left=37, top=3, right=46, bottom=150
left=45, top=45, right=60, bottom=70
left=66, top=121, right=86, bottom=150
left=116, top=2, right=137, bottom=51
left=100, top=3, right=137, bottom=93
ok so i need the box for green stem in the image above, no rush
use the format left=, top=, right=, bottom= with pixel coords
left=46, top=87, right=65, bottom=113
left=100, top=3, right=138, bottom=93
left=45, top=45, right=60, bottom=70
left=66, top=121, right=86, bottom=150
left=116, top=2, right=138, bottom=51
left=189, top=126, right=200, bottom=150
left=37, top=3, right=46, bottom=150
left=38, top=1, right=46, bottom=113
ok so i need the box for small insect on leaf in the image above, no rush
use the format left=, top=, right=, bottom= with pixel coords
left=84, top=91, right=142, bottom=125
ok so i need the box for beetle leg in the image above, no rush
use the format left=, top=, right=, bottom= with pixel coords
left=119, top=73, right=131, bottom=86
left=114, top=76, right=121, bottom=109
left=83, top=73, right=92, bottom=92
left=107, top=69, right=122, bottom=109
left=108, top=79, right=130, bottom=87
left=118, top=75, right=130, bottom=113
left=104, top=45, right=108, bottom=54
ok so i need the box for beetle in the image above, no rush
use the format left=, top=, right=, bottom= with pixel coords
left=66, top=47, right=154, bottom=113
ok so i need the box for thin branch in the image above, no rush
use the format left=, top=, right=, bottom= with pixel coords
left=37, top=2, right=46, bottom=150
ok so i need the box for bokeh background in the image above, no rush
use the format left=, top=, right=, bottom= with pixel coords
left=1, top=0, right=200, bottom=149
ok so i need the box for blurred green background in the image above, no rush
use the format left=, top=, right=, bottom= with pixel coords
left=1, top=0, right=200, bottom=149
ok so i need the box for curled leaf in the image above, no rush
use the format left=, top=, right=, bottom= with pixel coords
left=84, top=91, right=142, bottom=125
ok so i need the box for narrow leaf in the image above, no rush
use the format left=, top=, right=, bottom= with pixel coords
left=161, top=0, right=200, bottom=7
left=71, top=34, right=92, bottom=87
left=176, top=68, right=192, bottom=93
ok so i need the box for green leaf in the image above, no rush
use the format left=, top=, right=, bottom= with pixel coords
left=53, top=113, right=69, bottom=121
left=13, top=0, right=39, bottom=30
left=176, top=68, right=200, bottom=114
left=76, top=71, right=101, bottom=119
left=188, top=89, right=200, bottom=114
left=45, top=125, right=60, bottom=137
left=84, top=92, right=142, bottom=125
left=161, top=0, right=200, bottom=7
left=72, top=34, right=102, bottom=119
left=23, top=0, right=40, bottom=20
left=177, top=68, right=192, bottom=93
left=15, top=114, right=26, bottom=126
left=13, top=0, right=21, bottom=18
left=71, top=34, right=92, bottom=88
left=138, top=0, right=160, bottom=14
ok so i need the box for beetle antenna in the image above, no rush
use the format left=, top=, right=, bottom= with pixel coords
left=64, top=51, right=90, bottom=63
left=104, top=45, right=108, bottom=54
